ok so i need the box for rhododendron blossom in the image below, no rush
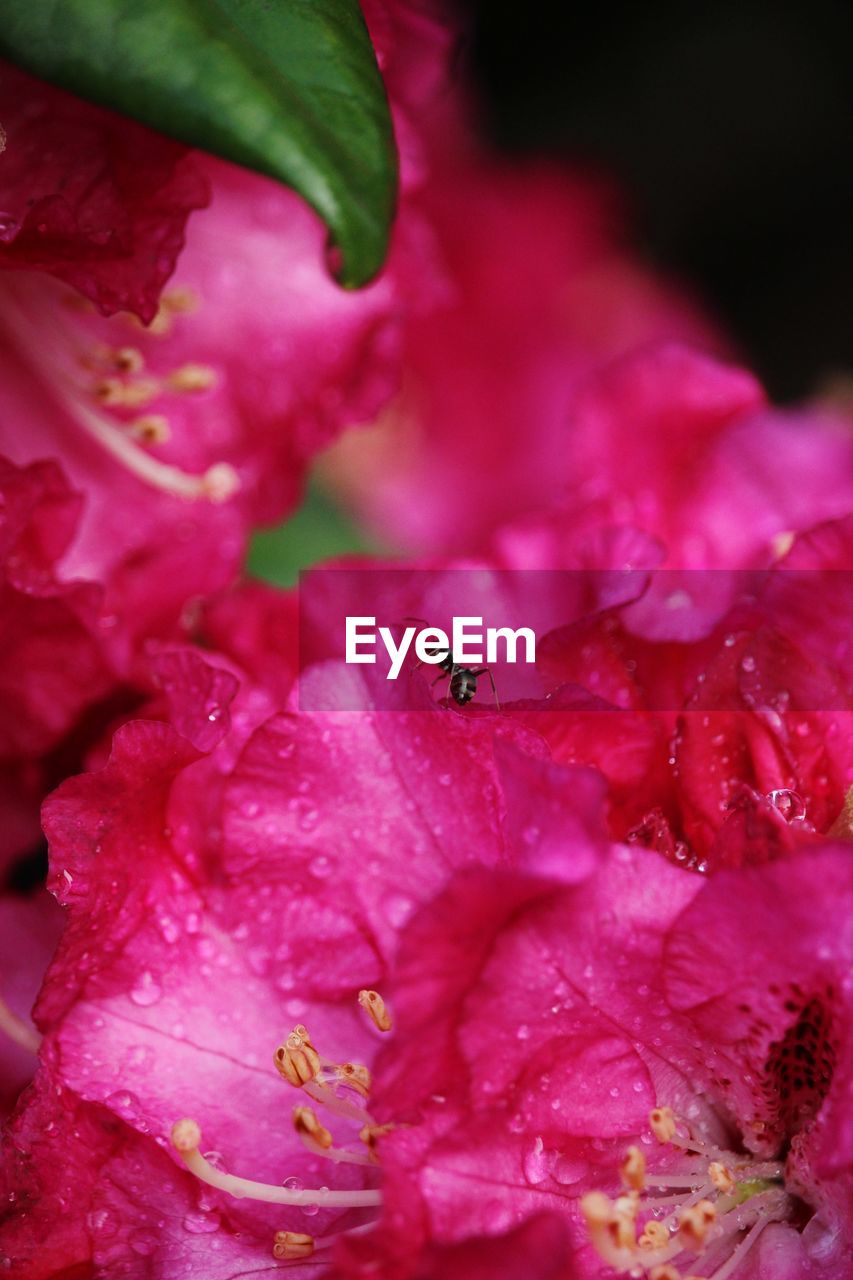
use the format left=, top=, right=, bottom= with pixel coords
left=352, top=844, right=852, bottom=1280
left=0, top=640, right=607, bottom=1274
left=1, top=4, right=851, bottom=1279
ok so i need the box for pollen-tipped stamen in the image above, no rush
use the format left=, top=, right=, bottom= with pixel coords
left=293, top=1106, right=373, bottom=1167
left=359, top=989, right=393, bottom=1032
left=583, top=1108, right=790, bottom=1279
left=0, top=992, right=40, bottom=1054
left=275, top=1024, right=375, bottom=1123
left=0, top=280, right=239, bottom=503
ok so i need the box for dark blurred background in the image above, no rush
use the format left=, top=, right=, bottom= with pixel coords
left=458, top=0, right=852, bottom=401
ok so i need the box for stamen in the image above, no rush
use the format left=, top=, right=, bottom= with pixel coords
left=0, top=993, right=40, bottom=1055
left=708, top=1162, right=736, bottom=1195
left=75, top=398, right=239, bottom=501
left=167, top=363, right=217, bottom=393
left=639, top=1221, right=669, bottom=1250
left=273, top=1231, right=314, bottom=1261
left=130, top=414, right=171, bottom=444
left=274, top=1025, right=322, bottom=1087
left=359, top=989, right=393, bottom=1032
left=585, top=1107, right=790, bottom=1278
left=360, top=1122, right=395, bottom=1159
left=0, top=286, right=239, bottom=503
left=292, top=1106, right=374, bottom=1167
left=704, top=1214, right=773, bottom=1280
left=650, top=1107, right=677, bottom=1143
left=677, top=1199, right=716, bottom=1251
left=771, top=530, right=795, bottom=560
left=333, top=1062, right=372, bottom=1097
left=113, top=347, right=145, bottom=374
left=303, top=1078, right=374, bottom=1124
left=621, top=1145, right=646, bottom=1191
left=162, top=285, right=199, bottom=314
left=170, top=1119, right=381, bottom=1209
left=293, top=1105, right=333, bottom=1150
left=93, top=375, right=160, bottom=409
left=276, top=1025, right=374, bottom=1123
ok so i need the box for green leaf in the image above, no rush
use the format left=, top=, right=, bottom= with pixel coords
left=248, top=483, right=384, bottom=587
left=0, top=0, right=396, bottom=286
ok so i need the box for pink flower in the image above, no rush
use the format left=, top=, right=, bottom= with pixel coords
left=0, top=891, right=60, bottom=1117
left=0, top=60, right=208, bottom=323
left=323, top=5, right=726, bottom=554
left=325, top=196, right=722, bottom=554
left=355, top=842, right=852, bottom=1279
left=0, top=67, right=400, bottom=849
left=0, top=148, right=396, bottom=615
left=0, top=639, right=600, bottom=1274
left=518, top=515, right=853, bottom=868
left=497, top=343, right=853, bottom=571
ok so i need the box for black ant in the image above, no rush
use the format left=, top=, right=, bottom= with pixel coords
left=413, top=645, right=501, bottom=711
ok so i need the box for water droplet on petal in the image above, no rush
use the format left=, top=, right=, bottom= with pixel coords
left=522, top=1136, right=549, bottom=1186
left=767, top=788, right=807, bottom=823
left=130, top=971, right=162, bottom=1007
left=183, top=1210, right=221, bottom=1234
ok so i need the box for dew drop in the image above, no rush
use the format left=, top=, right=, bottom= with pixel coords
left=183, top=1211, right=221, bottom=1234
left=129, top=971, right=162, bottom=1007
left=522, top=1136, right=549, bottom=1186
left=309, top=854, right=331, bottom=878
left=767, top=788, right=807, bottom=823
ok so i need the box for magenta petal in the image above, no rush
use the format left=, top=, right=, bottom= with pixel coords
left=0, top=61, right=208, bottom=321
left=337, top=1210, right=578, bottom=1280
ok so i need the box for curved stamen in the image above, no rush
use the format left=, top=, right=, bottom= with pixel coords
left=293, top=1106, right=374, bottom=1167
left=359, top=989, right=393, bottom=1032
left=0, top=993, right=40, bottom=1054
left=171, top=1119, right=381, bottom=1209
left=0, top=281, right=239, bottom=503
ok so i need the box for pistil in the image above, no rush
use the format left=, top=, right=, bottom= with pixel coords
left=171, top=1119, right=381, bottom=1208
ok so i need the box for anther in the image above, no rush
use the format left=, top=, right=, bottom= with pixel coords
left=639, top=1221, right=669, bottom=1250
left=650, top=1107, right=677, bottom=1143
left=621, top=1145, right=646, bottom=1192
left=274, top=1026, right=321, bottom=1087
left=201, top=462, right=240, bottom=503
left=113, top=347, right=145, bottom=374
left=359, top=989, right=393, bottom=1032
left=130, top=414, right=170, bottom=444
left=273, top=1231, right=314, bottom=1261
left=293, top=1106, right=332, bottom=1151
left=678, top=1200, right=716, bottom=1250
left=360, top=1122, right=395, bottom=1156
left=162, top=285, right=199, bottom=314
left=771, top=530, right=795, bottom=560
left=611, top=1195, right=638, bottom=1249
left=167, top=362, right=217, bottom=393
left=0, top=992, right=41, bottom=1054
left=171, top=1117, right=202, bottom=1153
left=336, top=1062, right=371, bottom=1096
left=93, top=375, right=160, bottom=409
left=708, top=1162, right=736, bottom=1195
